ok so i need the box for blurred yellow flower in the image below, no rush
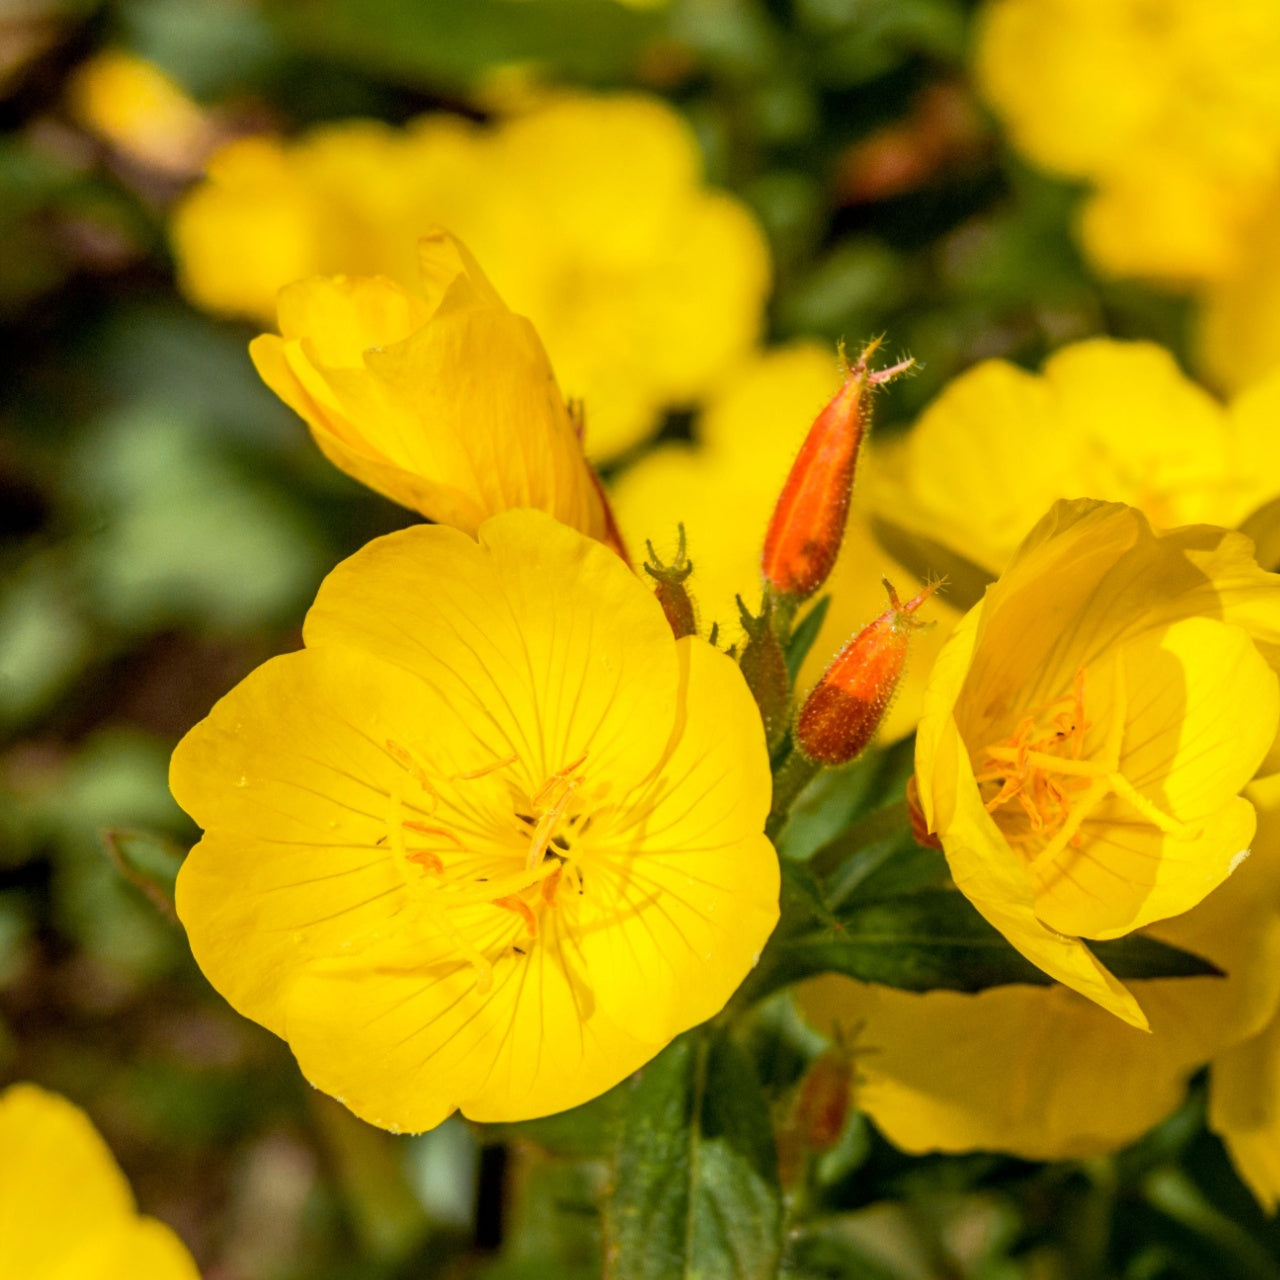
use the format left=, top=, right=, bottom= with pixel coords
left=798, top=775, right=1280, bottom=1167
left=172, top=93, right=770, bottom=458
left=975, top=0, right=1280, bottom=284
left=68, top=49, right=216, bottom=176
left=171, top=510, right=778, bottom=1132
left=915, top=500, right=1280, bottom=1027
left=882, top=339, right=1280, bottom=579
left=249, top=230, right=609, bottom=540
left=610, top=342, right=947, bottom=743
left=1198, top=205, right=1280, bottom=392
left=0, top=1082, right=200, bottom=1277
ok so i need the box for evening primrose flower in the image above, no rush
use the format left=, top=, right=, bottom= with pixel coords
left=0, top=1083, right=200, bottom=1277
left=68, top=49, right=216, bottom=176
left=799, top=777, right=1280, bottom=1162
left=881, top=339, right=1280, bottom=578
left=172, top=94, right=770, bottom=458
left=171, top=510, right=778, bottom=1132
left=974, top=0, right=1280, bottom=284
left=249, top=230, right=609, bottom=540
left=915, top=499, right=1280, bottom=1027
left=1199, top=213, right=1280, bottom=391
left=610, top=343, right=947, bottom=744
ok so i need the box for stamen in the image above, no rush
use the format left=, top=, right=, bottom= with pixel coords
left=403, top=820, right=462, bottom=843
left=542, top=864, right=564, bottom=905
left=452, top=753, right=518, bottom=782
left=406, top=849, right=444, bottom=873
left=385, top=739, right=439, bottom=807
left=493, top=895, right=539, bottom=939
left=976, top=660, right=1202, bottom=876
left=532, top=752, right=588, bottom=808
left=386, top=787, right=492, bottom=992
left=526, top=776, right=582, bottom=870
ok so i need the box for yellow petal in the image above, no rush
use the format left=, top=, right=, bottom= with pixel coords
left=0, top=1084, right=198, bottom=1280
left=282, top=907, right=659, bottom=1131
left=252, top=233, right=607, bottom=538
left=303, top=512, right=678, bottom=793
left=573, top=636, right=778, bottom=1043
left=1030, top=617, right=1277, bottom=939
left=799, top=790, right=1280, bottom=1159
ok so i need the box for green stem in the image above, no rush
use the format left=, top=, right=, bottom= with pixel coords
left=766, top=750, right=823, bottom=840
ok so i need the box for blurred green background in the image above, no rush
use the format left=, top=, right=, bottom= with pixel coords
left=1, top=1, right=1264, bottom=1277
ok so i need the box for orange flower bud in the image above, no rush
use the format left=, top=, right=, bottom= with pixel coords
left=761, top=339, right=913, bottom=600
left=777, top=1039, right=859, bottom=1187
left=795, top=579, right=937, bottom=765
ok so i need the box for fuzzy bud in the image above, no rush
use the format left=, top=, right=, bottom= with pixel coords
left=643, top=526, right=697, bottom=639
left=795, top=579, right=937, bottom=766
left=761, top=339, right=913, bottom=600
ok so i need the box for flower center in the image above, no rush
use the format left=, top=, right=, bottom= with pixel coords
left=381, top=740, right=593, bottom=990
left=972, top=661, right=1200, bottom=882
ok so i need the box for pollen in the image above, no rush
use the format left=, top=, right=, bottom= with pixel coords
left=974, top=661, right=1201, bottom=882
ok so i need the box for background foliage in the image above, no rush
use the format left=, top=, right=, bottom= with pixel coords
left=0, top=0, right=1268, bottom=1277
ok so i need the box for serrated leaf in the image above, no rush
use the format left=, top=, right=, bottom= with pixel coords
left=785, top=594, right=831, bottom=684
left=605, top=1031, right=782, bottom=1280
left=742, top=888, right=1222, bottom=1002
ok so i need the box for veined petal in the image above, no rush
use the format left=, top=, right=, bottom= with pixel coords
left=1029, top=618, right=1277, bottom=938
left=798, top=796, right=1280, bottom=1160
left=304, top=512, right=679, bottom=797
left=173, top=646, right=520, bottom=1033
left=925, top=708, right=1148, bottom=1027
left=276, top=273, right=430, bottom=363
left=283, top=909, right=659, bottom=1132
left=573, top=637, right=779, bottom=1043
left=251, top=233, right=607, bottom=538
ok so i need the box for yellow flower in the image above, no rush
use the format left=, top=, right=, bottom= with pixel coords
left=171, top=94, right=770, bottom=459
left=974, top=0, right=1280, bottom=284
left=609, top=342, right=948, bottom=744
left=881, top=339, right=1280, bottom=580
left=1198, top=203, right=1280, bottom=392
left=171, top=510, right=778, bottom=1132
left=797, top=775, right=1280, bottom=1165
left=249, top=230, right=609, bottom=540
left=1207, top=771, right=1280, bottom=1209
left=915, top=499, right=1280, bottom=1027
left=0, top=1083, right=200, bottom=1277
left=68, top=49, right=215, bottom=176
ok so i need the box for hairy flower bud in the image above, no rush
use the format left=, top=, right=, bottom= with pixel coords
left=761, top=339, right=913, bottom=600
left=795, top=579, right=937, bottom=765
left=643, top=525, right=697, bottom=639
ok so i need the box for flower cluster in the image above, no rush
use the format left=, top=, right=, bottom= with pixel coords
left=974, top=0, right=1280, bottom=393
left=171, top=242, right=782, bottom=1133
left=170, top=93, right=769, bottom=459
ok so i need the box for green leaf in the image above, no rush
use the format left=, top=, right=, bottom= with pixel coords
left=99, top=827, right=186, bottom=921
left=1090, top=934, right=1225, bottom=982
left=266, top=0, right=663, bottom=93
left=868, top=514, right=995, bottom=613
left=743, top=888, right=1222, bottom=1002
left=785, top=594, right=831, bottom=684
left=605, top=1031, right=782, bottom=1280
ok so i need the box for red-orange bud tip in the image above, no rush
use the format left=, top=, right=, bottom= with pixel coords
left=761, top=341, right=913, bottom=600
left=794, top=577, right=937, bottom=766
